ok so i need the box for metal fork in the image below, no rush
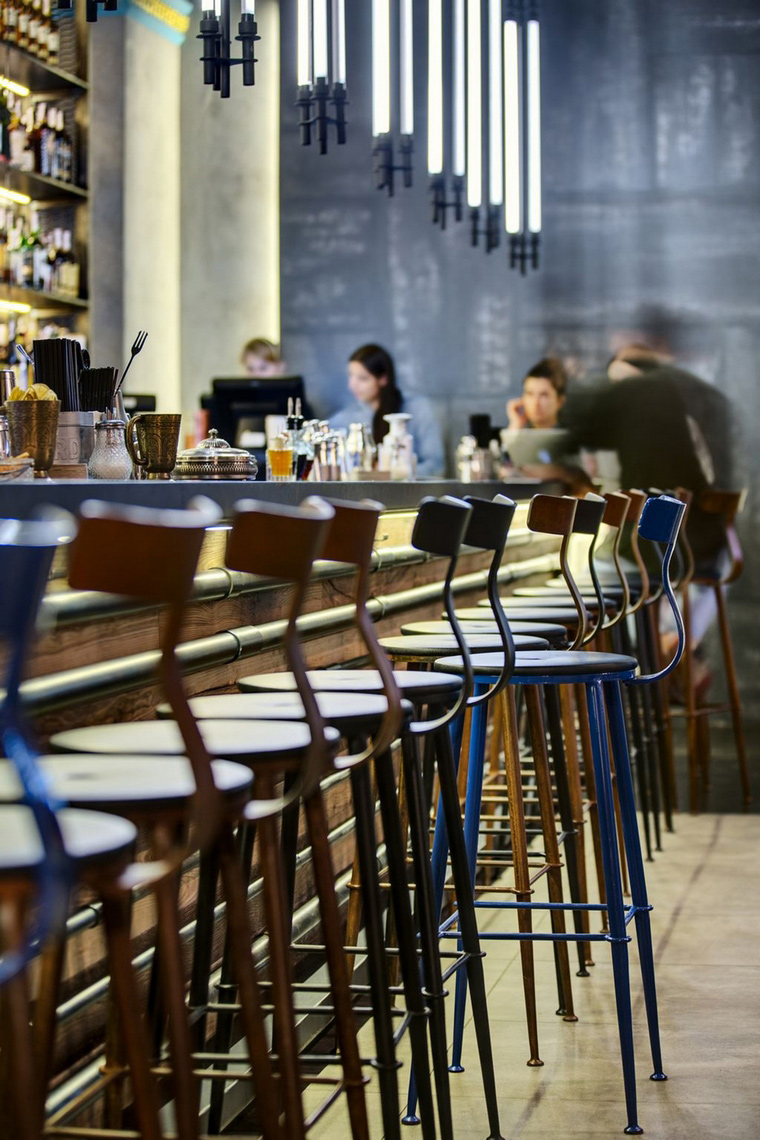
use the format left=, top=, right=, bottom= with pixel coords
left=114, top=330, right=148, bottom=395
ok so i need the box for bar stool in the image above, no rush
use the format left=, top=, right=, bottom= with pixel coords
left=238, top=496, right=506, bottom=1140
left=49, top=498, right=382, bottom=1140
left=682, top=489, right=751, bottom=809
left=0, top=515, right=162, bottom=1140
left=433, top=493, right=687, bottom=1135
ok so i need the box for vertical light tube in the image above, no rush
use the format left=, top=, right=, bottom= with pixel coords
left=313, top=0, right=329, bottom=79
left=400, top=0, right=414, bottom=136
left=466, top=0, right=482, bottom=207
left=372, top=0, right=391, bottom=136
left=488, top=0, right=503, bottom=206
left=428, top=0, right=443, bottom=172
left=503, top=18, right=521, bottom=233
left=297, top=0, right=312, bottom=86
left=452, top=0, right=466, bottom=177
left=332, top=0, right=346, bottom=85
left=241, top=0, right=255, bottom=14
left=526, top=18, right=542, bottom=232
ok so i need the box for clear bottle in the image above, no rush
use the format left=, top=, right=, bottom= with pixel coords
left=88, top=419, right=133, bottom=480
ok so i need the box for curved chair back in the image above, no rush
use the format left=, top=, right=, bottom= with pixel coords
left=630, top=494, right=687, bottom=686
left=68, top=497, right=225, bottom=849
left=526, top=495, right=585, bottom=648
left=697, top=488, right=746, bottom=584
left=462, top=494, right=518, bottom=707
left=316, top=498, right=404, bottom=764
left=226, top=496, right=336, bottom=799
left=600, top=491, right=632, bottom=627
left=670, top=487, right=695, bottom=589
left=570, top=493, right=608, bottom=645
left=409, top=496, right=474, bottom=732
left=622, top=489, right=651, bottom=612
left=0, top=515, right=74, bottom=984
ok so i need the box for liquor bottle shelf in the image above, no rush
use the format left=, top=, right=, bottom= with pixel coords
left=0, top=281, right=88, bottom=311
left=0, top=39, right=88, bottom=93
left=0, top=165, right=87, bottom=202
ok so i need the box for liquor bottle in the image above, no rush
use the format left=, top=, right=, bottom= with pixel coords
left=39, top=105, right=55, bottom=176
left=17, top=0, right=29, bottom=50
left=38, top=0, right=51, bottom=60
left=0, top=90, right=11, bottom=164
left=55, top=108, right=70, bottom=181
left=2, top=0, right=18, bottom=43
left=0, top=209, right=8, bottom=285
left=28, top=0, right=41, bottom=55
left=28, top=101, right=45, bottom=171
left=57, top=228, right=79, bottom=297
left=45, top=2, right=58, bottom=63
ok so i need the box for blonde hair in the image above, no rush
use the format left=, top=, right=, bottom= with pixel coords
left=241, top=337, right=281, bottom=365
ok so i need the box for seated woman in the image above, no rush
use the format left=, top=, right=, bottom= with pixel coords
left=503, top=356, right=591, bottom=492
left=241, top=337, right=287, bottom=378
left=330, top=344, right=445, bottom=477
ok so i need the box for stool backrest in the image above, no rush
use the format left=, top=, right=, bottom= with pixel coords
left=68, top=497, right=225, bottom=850
left=622, top=489, right=651, bottom=611
left=0, top=515, right=74, bottom=984
left=630, top=494, right=687, bottom=685
left=314, top=498, right=404, bottom=764
left=527, top=495, right=586, bottom=649
left=410, top=496, right=474, bottom=731
left=226, top=497, right=336, bottom=800
left=697, top=488, right=746, bottom=584
left=571, top=493, right=608, bottom=645
left=463, top=495, right=518, bottom=707
left=600, top=491, right=632, bottom=628
left=671, top=487, right=695, bottom=589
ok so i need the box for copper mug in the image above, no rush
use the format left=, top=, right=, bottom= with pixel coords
left=126, top=413, right=181, bottom=479
left=6, top=399, right=61, bottom=477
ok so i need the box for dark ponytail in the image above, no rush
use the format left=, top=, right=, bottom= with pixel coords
left=349, top=344, right=402, bottom=444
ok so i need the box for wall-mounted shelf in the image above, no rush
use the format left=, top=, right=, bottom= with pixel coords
left=0, top=41, right=88, bottom=94
left=0, top=167, right=88, bottom=203
left=0, top=282, right=88, bottom=312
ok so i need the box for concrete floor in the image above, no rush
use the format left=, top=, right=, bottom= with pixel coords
left=305, top=810, right=760, bottom=1139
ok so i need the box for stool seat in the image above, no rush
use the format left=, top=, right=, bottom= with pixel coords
left=456, top=606, right=583, bottom=625
left=401, top=619, right=568, bottom=646
left=378, top=632, right=550, bottom=658
left=50, top=719, right=341, bottom=760
left=434, top=649, right=639, bottom=679
left=491, top=593, right=608, bottom=610
left=239, top=668, right=462, bottom=702
left=0, top=805, right=137, bottom=877
left=544, top=578, right=626, bottom=596
left=0, top=757, right=253, bottom=814
left=157, top=691, right=415, bottom=733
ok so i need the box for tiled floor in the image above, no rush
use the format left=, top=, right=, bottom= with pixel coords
left=305, top=811, right=760, bottom=1139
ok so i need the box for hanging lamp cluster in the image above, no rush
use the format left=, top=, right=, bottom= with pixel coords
left=296, top=0, right=348, bottom=153
left=197, top=0, right=259, bottom=98
left=426, top=0, right=542, bottom=269
left=371, top=0, right=415, bottom=195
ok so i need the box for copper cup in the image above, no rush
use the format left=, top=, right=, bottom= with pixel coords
left=126, top=413, right=181, bottom=479
left=6, top=399, right=61, bottom=477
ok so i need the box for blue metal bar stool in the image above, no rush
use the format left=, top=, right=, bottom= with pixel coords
left=432, top=493, right=687, bottom=1135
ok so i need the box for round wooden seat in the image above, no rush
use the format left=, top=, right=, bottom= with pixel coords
left=239, top=667, right=463, bottom=702
left=504, top=590, right=613, bottom=608
left=433, top=649, right=640, bottom=679
left=0, top=805, right=137, bottom=878
left=157, top=691, right=415, bottom=734
left=378, top=632, right=550, bottom=659
left=457, top=605, right=584, bottom=625
left=401, top=619, right=568, bottom=646
left=50, top=719, right=341, bottom=761
left=0, top=757, right=253, bottom=816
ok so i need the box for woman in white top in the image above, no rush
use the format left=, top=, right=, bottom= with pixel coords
left=330, top=344, right=445, bottom=478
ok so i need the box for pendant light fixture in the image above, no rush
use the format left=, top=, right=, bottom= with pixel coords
left=504, top=0, right=541, bottom=271
left=55, top=0, right=117, bottom=22
left=198, top=0, right=260, bottom=97
left=373, top=0, right=414, bottom=195
left=297, top=0, right=348, bottom=152
left=429, top=0, right=465, bottom=226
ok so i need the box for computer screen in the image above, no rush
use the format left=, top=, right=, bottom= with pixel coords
left=210, top=376, right=307, bottom=447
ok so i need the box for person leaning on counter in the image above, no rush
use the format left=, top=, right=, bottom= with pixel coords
left=330, top=344, right=445, bottom=477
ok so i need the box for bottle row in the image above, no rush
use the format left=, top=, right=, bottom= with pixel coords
left=0, top=207, right=80, bottom=296
left=1, top=0, right=60, bottom=64
left=0, top=94, right=75, bottom=183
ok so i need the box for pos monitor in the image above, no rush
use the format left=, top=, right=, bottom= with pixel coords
left=209, top=376, right=307, bottom=449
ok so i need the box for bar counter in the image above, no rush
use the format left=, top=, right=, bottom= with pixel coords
left=11, top=477, right=563, bottom=1112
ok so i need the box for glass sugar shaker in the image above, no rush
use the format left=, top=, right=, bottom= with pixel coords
left=88, top=418, right=133, bottom=480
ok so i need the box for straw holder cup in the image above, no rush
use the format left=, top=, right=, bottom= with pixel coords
left=6, top=400, right=61, bottom=477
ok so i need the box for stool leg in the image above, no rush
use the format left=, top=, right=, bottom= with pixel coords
left=635, top=608, right=663, bottom=850
left=451, top=697, right=489, bottom=1067
left=434, top=716, right=505, bottom=1139
left=188, top=845, right=220, bottom=1050
left=605, top=680, right=666, bottom=1083
left=216, top=819, right=285, bottom=1140
left=347, top=757, right=407, bottom=1140
left=544, top=685, right=588, bottom=977
left=644, top=605, right=675, bottom=831
left=576, top=684, right=608, bottom=931
left=618, top=621, right=654, bottom=861
left=680, top=584, right=701, bottom=812
left=715, top=584, right=752, bottom=806
left=154, top=870, right=201, bottom=1140
left=560, top=684, right=593, bottom=967
left=587, top=680, right=641, bottom=1135
left=303, top=787, right=370, bottom=1140
left=525, top=685, right=576, bottom=1022
left=1, top=900, right=42, bottom=1140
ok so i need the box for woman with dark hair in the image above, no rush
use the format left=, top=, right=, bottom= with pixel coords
left=506, top=356, right=568, bottom=430
left=330, top=343, right=445, bottom=476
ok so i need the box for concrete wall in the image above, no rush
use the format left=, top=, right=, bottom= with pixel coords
left=179, top=0, right=281, bottom=427
left=279, top=0, right=760, bottom=590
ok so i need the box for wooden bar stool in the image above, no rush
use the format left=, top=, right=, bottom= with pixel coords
left=0, top=515, right=164, bottom=1140
left=432, top=493, right=687, bottom=1135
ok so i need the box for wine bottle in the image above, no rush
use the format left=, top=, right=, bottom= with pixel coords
left=46, top=2, right=59, bottom=63
left=28, top=0, right=41, bottom=55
